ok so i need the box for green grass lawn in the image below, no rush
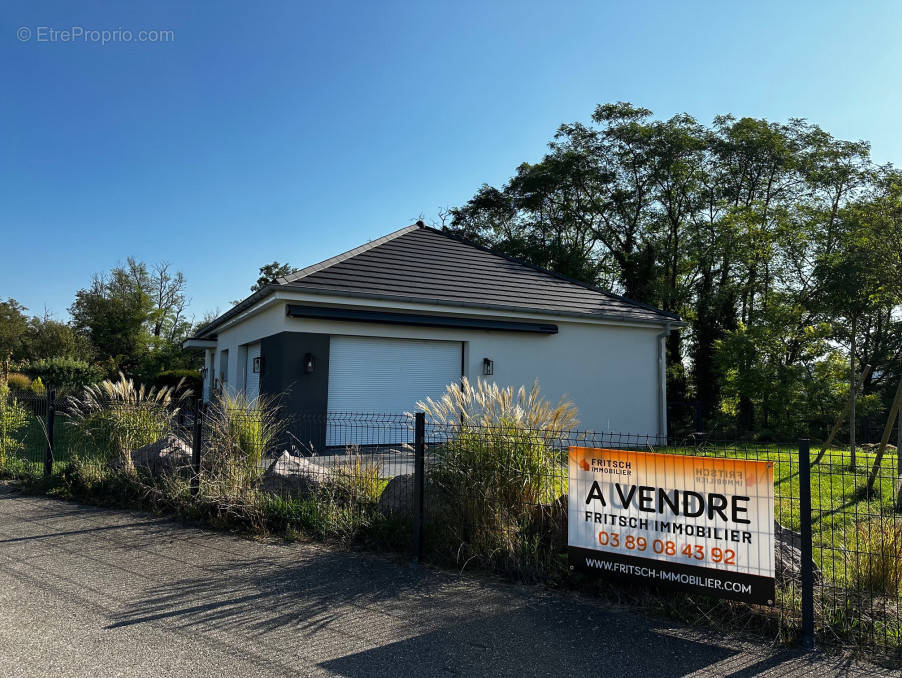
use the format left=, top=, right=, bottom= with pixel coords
left=18, top=413, right=78, bottom=463
left=656, top=443, right=902, bottom=588
left=1, top=413, right=78, bottom=479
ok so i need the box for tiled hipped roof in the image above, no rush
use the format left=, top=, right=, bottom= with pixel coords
left=278, top=224, right=679, bottom=324
left=195, top=223, right=680, bottom=338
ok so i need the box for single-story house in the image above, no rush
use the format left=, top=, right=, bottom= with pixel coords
left=185, top=222, right=683, bottom=446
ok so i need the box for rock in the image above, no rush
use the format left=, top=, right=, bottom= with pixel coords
left=261, top=451, right=329, bottom=496
left=774, top=519, right=821, bottom=584
left=127, top=435, right=192, bottom=475
left=378, top=474, right=417, bottom=516
left=377, top=473, right=451, bottom=521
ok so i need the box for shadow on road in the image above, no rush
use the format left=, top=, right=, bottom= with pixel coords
left=106, top=547, right=751, bottom=676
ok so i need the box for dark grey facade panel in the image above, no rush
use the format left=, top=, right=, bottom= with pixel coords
left=285, top=304, right=558, bottom=334
left=259, top=332, right=331, bottom=450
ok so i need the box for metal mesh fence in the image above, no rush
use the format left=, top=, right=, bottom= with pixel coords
left=2, top=391, right=902, bottom=653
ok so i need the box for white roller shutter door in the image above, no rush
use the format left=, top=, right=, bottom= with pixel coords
left=327, top=335, right=461, bottom=446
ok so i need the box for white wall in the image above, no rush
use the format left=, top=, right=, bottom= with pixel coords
left=215, top=303, right=286, bottom=398
left=203, top=349, right=214, bottom=401
left=211, top=301, right=663, bottom=436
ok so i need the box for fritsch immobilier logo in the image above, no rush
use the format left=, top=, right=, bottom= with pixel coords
left=568, top=447, right=775, bottom=605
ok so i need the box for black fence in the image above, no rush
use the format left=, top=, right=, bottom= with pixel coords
left=2, top=391, right=902, bottom=656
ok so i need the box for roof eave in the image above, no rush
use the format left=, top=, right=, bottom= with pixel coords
left=276, top=285, right=686, bottom=328
left=191, top=285, right=280, bottom=339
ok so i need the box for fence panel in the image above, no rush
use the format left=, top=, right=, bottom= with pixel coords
left=1, top=391, right=52, bottom=480
left=811, top=444, right=902, bottom=650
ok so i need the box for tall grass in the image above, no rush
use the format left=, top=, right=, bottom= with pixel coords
left=417, top=376, right=579, bottom=434
left=418, top=378, right=576, bottom=578
left=291, top=453, right=389, bottom=541
left=5, top=373, right=31, bottom=392
left=65, top=372, right=190, bottom=469
left=845, top=517, right=902, bottom=596
left=204, top=392, right=287, bottom=496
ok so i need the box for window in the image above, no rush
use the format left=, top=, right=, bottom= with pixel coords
left=219, top=349, right=229, bottom=385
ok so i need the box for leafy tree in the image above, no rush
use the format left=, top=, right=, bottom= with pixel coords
left=448, top=101, right=898, bottom=440
left=148, top=262, right=189, bottom=341
left=813, top=175, right=902, bottom=460
left=70, top=264, right=154, bottom=374
left=251, top=262, right=294, bottom=292
left=0, top=299, right=28, bottom=386
left=69, top=258, right=195, bottom=379
left=22, top=312, right=92, bottom=362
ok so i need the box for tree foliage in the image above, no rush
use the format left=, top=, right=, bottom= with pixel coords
left=251, top=261, right=294, bottom=292
left=0, top=299, right=28, bottom=381
left=449, top=102, right=902, bottom=439
left=64, top=258, right=197, bottom=382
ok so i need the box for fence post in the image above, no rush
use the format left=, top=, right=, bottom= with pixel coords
left=191, top=398, right=203, bottom=497
left=798, top=438, right=815, bottom=649
left=43, top=390, right=56, bottom=478
left=412, top=411, right=425, bottom=562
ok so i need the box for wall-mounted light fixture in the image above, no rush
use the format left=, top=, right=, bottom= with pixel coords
left=303, top=353, right=316, bottom=374
left=252, top=356, right=263, bottom=374
left=200, top=367, right=208, bottom=378
left=483, top=358, right=494, bottom=376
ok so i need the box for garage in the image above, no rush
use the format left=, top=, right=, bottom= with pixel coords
left=189, top=222, right=683, bottom=441
left=326, top=335, right=462, bottom=445
left=327, top=335, right=462, bottom=413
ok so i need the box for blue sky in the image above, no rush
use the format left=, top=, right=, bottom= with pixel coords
left=3, top=1, right=902, bottom=322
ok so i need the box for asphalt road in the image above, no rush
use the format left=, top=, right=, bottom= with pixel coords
left=0, top=484, right=892, bottom=677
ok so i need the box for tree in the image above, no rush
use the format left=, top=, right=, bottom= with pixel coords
left=448, top=101, right=893, bottom=440
left=22, top=312, right=92, bottom=362
left=251, top=262, right=294, bottom=292
left=148, top=262, right=189, bottom=342
left=0, top=299, right=27, bottom=385
left=69, top=258, right=194, bottom=379
left=814, top=175, right=902, bottom=464
left=70, top=265, right=154, bottom=374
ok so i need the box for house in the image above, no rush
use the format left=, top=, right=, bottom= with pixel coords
left=185, top=222, right=683, bottom=445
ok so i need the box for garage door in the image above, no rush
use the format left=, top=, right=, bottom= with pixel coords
left=245, top=343, right=261, bottom=402
left=327, top=335, right=461, bottom=445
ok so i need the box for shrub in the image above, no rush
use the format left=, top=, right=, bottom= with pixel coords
left=6, top=372, right=31, bottom=392
left=204, top=392, right=286, bottom=495
left=65, top=372, right=191, bottom=469
left=30, top=377, right=45, bottom=394
left=323, top=452, right=385, bottom=505
left=845, top=517, right=902, bottom=596
left=279, top=455, right=390, bottom=542
left=22, top=358, right=104, bottom=394
left=0, top=384, right=30, bottom=467
left=417, top=378, right=576, bottom=577
left=155, top=369, right=202, bottom=397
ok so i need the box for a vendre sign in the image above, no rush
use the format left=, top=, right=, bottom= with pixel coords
left=568, top=447, right=775, bottom=605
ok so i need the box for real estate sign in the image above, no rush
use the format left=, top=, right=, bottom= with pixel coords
left=568, top=447, right=775, bottom=605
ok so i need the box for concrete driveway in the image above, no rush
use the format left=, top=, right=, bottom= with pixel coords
left=0, top=484, right=892, bottom=677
